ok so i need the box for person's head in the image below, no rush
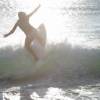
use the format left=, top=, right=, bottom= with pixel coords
left=18, top=12, right=27, bottom=19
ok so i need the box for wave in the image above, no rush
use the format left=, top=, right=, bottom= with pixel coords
left=0, top=43, right=100, bottom=82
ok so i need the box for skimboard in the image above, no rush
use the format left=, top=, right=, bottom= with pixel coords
left=31, top=24, right=47, bottom=60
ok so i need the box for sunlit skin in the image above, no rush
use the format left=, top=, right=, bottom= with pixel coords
left=4, top=4, right=44, bottom=60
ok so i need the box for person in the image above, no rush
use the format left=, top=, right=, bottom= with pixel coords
left=4, top=5, right=46, bottom=60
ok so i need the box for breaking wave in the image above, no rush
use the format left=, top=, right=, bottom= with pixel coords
left=0, top=43, right=100, bottom=84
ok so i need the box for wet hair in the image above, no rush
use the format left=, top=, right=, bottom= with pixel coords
left=18, top=12, right=27, bottom=19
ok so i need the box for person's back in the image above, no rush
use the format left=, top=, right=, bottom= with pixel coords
left=4, top=5, right=40, bottom=38
left=17, top=13, right=37, bottom=37
left=4, top=5, right=46, bottom=60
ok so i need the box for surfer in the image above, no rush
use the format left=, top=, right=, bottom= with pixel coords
left=4, top=4, right=46, bottom=60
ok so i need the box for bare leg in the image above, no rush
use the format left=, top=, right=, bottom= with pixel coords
left=25, top=38, right=38, bottom=61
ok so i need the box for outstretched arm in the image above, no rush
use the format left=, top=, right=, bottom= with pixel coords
left=4, top=22, right=18, bottom=38
left=28, top=4, right=41, bottom=18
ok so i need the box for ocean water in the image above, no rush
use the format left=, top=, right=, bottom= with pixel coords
left=0, top=0, right=100, bottom=100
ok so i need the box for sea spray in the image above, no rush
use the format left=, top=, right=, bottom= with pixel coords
left=0, top=43, right=100, bottom=82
